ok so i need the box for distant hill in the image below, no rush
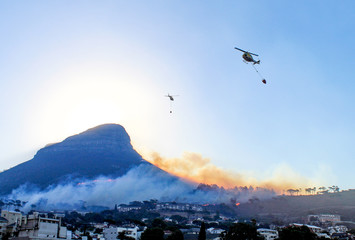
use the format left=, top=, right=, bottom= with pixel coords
left=0, top=124, right=165, bottom=195
left=237, top=190, right=355, bottom=223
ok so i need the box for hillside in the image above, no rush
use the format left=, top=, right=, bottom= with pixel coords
left=237, top=190, right=355, bottom=222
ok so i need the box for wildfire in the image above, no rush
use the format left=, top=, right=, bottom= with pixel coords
left=235, top=202, right=240, bottom=206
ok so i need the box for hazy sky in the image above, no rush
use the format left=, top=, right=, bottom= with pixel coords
left=1, top=1, right=354, bottom=189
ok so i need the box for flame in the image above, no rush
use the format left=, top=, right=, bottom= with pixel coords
left=235, top=203, right=240, bottom=206
left=146, top=151, right=314, bottom=193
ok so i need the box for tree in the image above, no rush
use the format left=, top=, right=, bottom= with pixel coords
left=83, top=232, right=93, bottom=240
left=141, top=227, right=164, bottom=240
left=220, top=223, right=263, bottom=240
left=151, top=218, right=167, bottom=229
left=287, top=189, right=298, bottom=196
left=2, top=232, right=11, bottom=240
left=277, top=225, right=318, bottom=240
left=166, top=229, right=184, bottom=240
left=198, top=222, right=206, bottom=240
left=318, top=186, right=326, bottom=194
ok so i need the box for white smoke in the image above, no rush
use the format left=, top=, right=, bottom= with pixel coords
left=5, top=164, right=275, bottom=212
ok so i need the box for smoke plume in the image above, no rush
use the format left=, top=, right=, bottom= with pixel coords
left=4, top=162, right=276, bottom=212
left=146, top=152, right=314, bottom=192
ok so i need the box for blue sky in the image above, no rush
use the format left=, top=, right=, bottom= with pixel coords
left=0, top=1, right=354, bottom=190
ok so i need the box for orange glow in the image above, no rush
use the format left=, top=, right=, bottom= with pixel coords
left=146, top=152, right=313, bottom=193
left=235, top=203, right=240, bottom=206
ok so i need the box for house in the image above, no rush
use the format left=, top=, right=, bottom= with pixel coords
left=0, top=216, right=9, bottom=238
left=103, top=226, right=143, bottom=240
left=156, top=202, right=203, bottom=212
left=291, top=223, right=323, bottom=234
left=308, top=214, right=341, bottom=225
left=291, top=223, right=330, bottom=239
left=328, top=225, right=348, bottom=234
left=257, top=228, right=278, bottom=240
left=207, top=228, right=224, bottom=234
left=1, top=210, right=22, bottom=227
left=116, top=206, right=141, bottom=212
left=14, top=212, right=67, bottom=240
left=180, top=228, right=200, bottom=235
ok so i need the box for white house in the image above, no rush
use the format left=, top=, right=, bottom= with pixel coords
left=207, top=228, right=224, bottom=234
left=308, top=214, right=341, bottom=224
left=103, top=226, right=142, bottom=240
left=291, top=223, right=323, bottom=234
left=15, top=212, right=67, bottom=240
left=328, top=225, right=348, bottom=234
left=257, top=228, right=278, bottom=240
left=1, top=210, right=22, bottom=227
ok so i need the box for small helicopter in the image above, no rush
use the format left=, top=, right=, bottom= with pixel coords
left=165, top=94, right=179, bottom=113
left=234, top=47, right=266, bottom=84
left=234, top=47, right=260, bottom=65
left=165, top=94, right=178, bottom=101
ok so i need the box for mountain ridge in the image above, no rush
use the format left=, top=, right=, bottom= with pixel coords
left=0, top=124, right=162, bottom=195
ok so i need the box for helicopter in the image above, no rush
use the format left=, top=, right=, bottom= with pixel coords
left=234, top=46, right=266, bottom=84
left=165, top=94, right=178, bottom=101
left=234, top=47, right=260, bottom=65
left=165, top=94, right=179, bottom=113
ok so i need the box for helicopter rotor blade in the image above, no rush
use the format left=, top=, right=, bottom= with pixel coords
left=234, top=47, right=247, bottom=53
left=234, top=47, right=259, bottom=57
left=248, top=52, right=259, bottom=57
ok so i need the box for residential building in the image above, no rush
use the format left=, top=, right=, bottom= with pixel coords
left=291, top=223, right=330, bottom=238
left=156, top=202, right=203, bottom=212
left=0, top=216, right=9, bottom=239
left=1, top=210, right=22, bottom=227
left=308, top=214, right=341, bottom=224
left=257, top=228, right=278, bottom=240
left=14, top=212, right=67, bottom=240
left=328, top=225, right=348, bottom=234
left=207, top=228, right=224, bottom=235
left=291, top=223, right=323, bottom=234
left=116, top=206, right=141, bottom=212
left=103, top=226, right=142, bottom=240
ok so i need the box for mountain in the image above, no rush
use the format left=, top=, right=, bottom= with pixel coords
left=0, top=124, right=164, bottom=195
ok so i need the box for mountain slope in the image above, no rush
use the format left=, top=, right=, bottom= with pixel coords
left=0, top=124, right=157, bottom=195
